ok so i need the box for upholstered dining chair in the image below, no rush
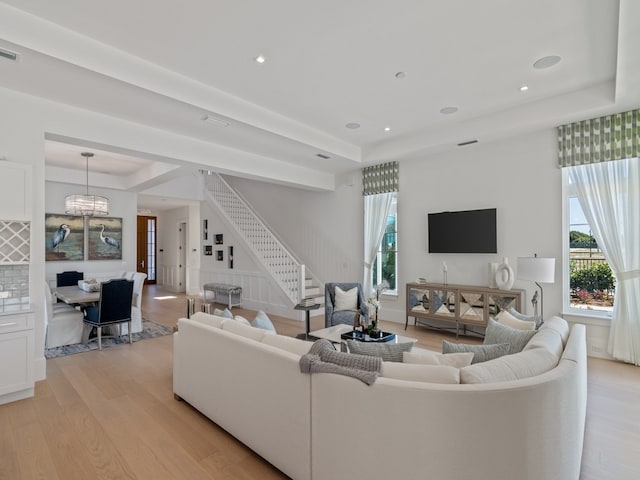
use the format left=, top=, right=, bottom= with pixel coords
left=55, top=270, right=84, bottom=302
left=324, top=282, right=369, bottom=328
left=83, top=278, right=134, bottom=350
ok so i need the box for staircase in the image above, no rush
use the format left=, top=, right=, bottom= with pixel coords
left=202, top=172, right=324, bottom=312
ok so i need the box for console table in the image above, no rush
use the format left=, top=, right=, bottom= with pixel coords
left=405, top=282, right=524, bottom=337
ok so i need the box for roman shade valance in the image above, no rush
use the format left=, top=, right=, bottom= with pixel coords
left=557, top=109, right=639, bottom=167
left=362, top=161, right=399, bottom=195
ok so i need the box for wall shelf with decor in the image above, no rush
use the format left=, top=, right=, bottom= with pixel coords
left=405, top=282, right=524, bottom=337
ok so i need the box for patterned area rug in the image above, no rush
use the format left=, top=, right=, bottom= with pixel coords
left=45, top=318, right=174, bottom=359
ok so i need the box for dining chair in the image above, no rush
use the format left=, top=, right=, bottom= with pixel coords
left=56, top=270, right=84, bottom=303
left=83, top=278, right=134, bottom=350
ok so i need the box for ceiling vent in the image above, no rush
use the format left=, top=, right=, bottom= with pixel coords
left=201, top=114, right=230, bottom=127
left=316, top=153, right=330, bottom=159
left=457, top=139, right=479, bottom=147
left=0, top=48, right=18, bottom=61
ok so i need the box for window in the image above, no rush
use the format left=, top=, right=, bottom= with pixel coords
left=372, top=193, right=397, bottom=295
left=563, top=171, right=615, bottom=315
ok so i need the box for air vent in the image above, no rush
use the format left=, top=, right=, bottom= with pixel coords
left=201, top=114, right=230, bottom=127
left=457, top=139, right=478, bottom=147
left=0, top=48, right=18, bottom=61
left=316, top=153, right=330, bottom=159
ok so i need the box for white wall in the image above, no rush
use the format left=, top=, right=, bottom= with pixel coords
left=198, top=197, right=297, bottom=318
left=44, top=181, right=137, bottom=283
left=227, top=175, right=363, bottom=283
left=227, top=129, right=564, bottom=328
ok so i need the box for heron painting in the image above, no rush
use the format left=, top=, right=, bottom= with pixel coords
left=45, top=214, right=84, bottom=261
left=88, top=217, right=122, bottom=260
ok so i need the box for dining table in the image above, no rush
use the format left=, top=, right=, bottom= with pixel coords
left=53, top=285, right=100, bottom=306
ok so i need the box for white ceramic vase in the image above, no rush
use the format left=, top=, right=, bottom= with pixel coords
left=495, top=257, right=515, bottom=290
left=488, top=262, right=499, bottom=288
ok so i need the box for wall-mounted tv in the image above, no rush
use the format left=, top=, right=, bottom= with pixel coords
left=428, top=208, right=497, bottom=254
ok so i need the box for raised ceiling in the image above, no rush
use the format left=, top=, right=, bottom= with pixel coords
left=1, top=0, right=639, bottom=195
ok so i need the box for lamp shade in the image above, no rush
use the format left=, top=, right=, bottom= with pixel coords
left=517, top=257, right=555, bottom=283
left=65, top=194, right=109, bottom=216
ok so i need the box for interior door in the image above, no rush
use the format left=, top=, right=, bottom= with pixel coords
left=136, top=216, right=156, bottom=284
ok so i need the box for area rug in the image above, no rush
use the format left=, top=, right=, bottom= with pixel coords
left=45, top=318, right=174, bottom=359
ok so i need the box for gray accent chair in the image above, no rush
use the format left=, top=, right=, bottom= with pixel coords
left=324, top=282, right=369, bottom=328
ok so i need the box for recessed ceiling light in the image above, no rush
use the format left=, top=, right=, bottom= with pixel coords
left=520, top=85, right=529, bottom=92
left=254, top=55, right=266, bottom=64
left=533, top=55, right=561, bottom=69
left=345, top=122, right=361, bottom=129
left=440, top=107, right=458, bottom=115
left=384, top=126, right=391, bottom=132
left=395, top=71, right=407, bottom=79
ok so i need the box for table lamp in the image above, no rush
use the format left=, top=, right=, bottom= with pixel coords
left=517, top=255, right=555, bottom=324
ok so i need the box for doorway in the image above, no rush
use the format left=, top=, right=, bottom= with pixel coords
left=137, top=216, right=157, bottom=284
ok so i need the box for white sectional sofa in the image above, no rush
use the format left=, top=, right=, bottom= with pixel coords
left=173, top=313, right=587, bottom=480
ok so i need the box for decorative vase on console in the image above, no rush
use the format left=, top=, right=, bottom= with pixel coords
left=495, top=257, right=515, bottom=290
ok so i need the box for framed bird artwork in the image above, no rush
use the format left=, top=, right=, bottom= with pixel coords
left=45, top=214, right=85, bottom=261
left=88, top=217, right=123, bottom=260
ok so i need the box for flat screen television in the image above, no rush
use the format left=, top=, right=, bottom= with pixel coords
left=428, top=208, right=497, bottom=254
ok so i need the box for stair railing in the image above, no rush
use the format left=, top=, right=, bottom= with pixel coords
left=202, top=172, right=306, bottom=304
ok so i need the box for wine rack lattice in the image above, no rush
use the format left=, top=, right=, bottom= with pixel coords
left=0, top=221, right=30, bottom=263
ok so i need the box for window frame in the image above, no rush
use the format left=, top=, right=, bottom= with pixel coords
left=372, top=192, right=398, bottom=296
left=562, top=169, right=613, bottom=319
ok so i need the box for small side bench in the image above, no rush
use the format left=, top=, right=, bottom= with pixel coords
left=203, top=283, right=242, bottom=308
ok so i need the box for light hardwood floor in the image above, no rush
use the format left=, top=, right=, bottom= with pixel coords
left=1, top=285, right=638, bottom=479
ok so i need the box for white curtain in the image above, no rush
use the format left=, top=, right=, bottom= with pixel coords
left=568, top=157, right=640, bottom=365
left=363, top=192, right=393, bottom=299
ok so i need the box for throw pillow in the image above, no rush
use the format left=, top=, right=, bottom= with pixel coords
left=442, top=341, right=510, bottom=364
left=251, top=310, right=276, bottom=333
left=460, top=347, right=559, bottom=384
left=214, top=307, right=233, bottom=319
left=381, top=362, right=460, bottom=384
left=346, top=340, right=414, bottom=362
left=403, top=350, right=475, bottom=368
left=334, top=286, right=358, bottom=311
left=484, top=318, right=537, bottom=354
left=496, top=310, right=536, bottom=330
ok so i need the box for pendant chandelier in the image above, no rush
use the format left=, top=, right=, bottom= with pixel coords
left=64, top=151, right=109, bottom=216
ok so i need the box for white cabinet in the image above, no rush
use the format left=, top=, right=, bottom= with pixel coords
left=0, top=160, right=34, bottom=405
left=0, top=313, right=34, bottom=403
left=0, top=161, right=32, bottom=221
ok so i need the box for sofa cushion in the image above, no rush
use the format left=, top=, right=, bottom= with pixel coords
left=334, top=286, right=358, bottom=311
left=523, top=328, right=564, bottom=359
left=262, top=334, right=312, bottom=356
left=403, top=350, right=475, bottom=368
left=189, top=312, right=225, bottom=329
left=232, top=315, right=252, bottom=326
left=539, top=316, right=570, bottom=344
left=484, top=318, right=537, bottom=354
left=382, top=362, right=460, bottom=384
left=221, top=318, right=269, bottom=341
left=460, top=347, right=559, bottom=384
left=214, top=307, right=234, bottom=319
left=442, top=341, right=510, bottom=364
left=496, top=310, right=536, bottom=330
left=346, top=340, right=414, bottom=362
left=251, top=310, right=276, bottom=333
